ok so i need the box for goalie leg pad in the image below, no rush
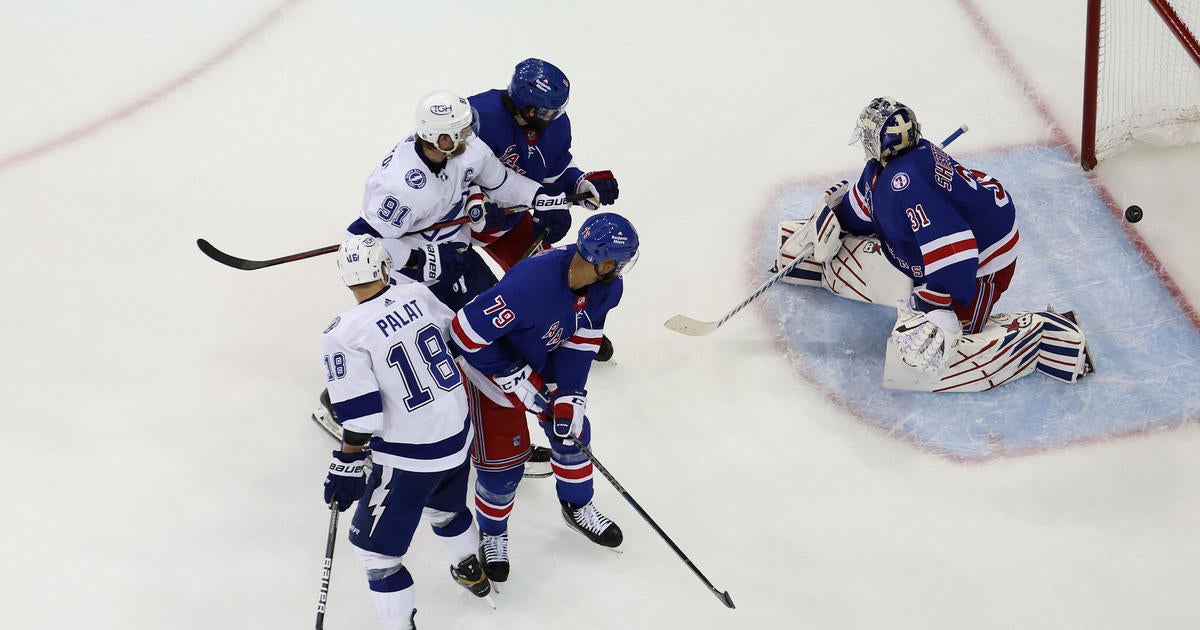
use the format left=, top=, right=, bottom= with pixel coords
left=1034, top=310, right=1091, bottom=383
left=885, top=311, right=1045, bottom=392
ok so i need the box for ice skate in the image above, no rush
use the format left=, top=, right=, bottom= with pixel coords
left=561, top=500, right=623, bottom=548
left=478, top=531, right=510, bottom=582
left=450, top=555, right=493, bottom=599
left=594, top=335, right=614, bottom=362
left=523, top=445, right=552, bottom=479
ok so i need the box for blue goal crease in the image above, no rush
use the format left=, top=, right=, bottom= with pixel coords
left=762, top=146, right=1200, bottom=459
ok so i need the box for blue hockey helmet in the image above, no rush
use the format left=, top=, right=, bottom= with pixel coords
left=576, top=212, right=640, bottom=277
left=508, top=58, right=570, bottom=122
left=851, top=96, right=922, bottom=163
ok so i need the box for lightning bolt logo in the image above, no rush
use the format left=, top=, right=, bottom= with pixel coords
left=367, top=467, right=392, bottom=538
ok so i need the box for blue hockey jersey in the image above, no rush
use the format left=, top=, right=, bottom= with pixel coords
left=831, top=139, right=1019, bottom=312
left=449, top=245, right=620, bottom=393
left=470, top=88, right=584, bottom=193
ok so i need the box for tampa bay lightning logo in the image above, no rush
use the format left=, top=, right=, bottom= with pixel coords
left=405, top=169, right=427, bottom=189
left=891, top=172, right=910, bottom=191
left=462, top=167, right=475, bottom=187
left=323, top=316, right=341, bottom=334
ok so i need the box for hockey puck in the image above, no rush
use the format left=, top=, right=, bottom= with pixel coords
left=1125, top=205, right=1143, bottom=223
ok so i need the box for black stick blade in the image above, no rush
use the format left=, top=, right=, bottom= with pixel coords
left=714, top=589, right=735, bottom=609
left=196, top=238, right=338, bottom=271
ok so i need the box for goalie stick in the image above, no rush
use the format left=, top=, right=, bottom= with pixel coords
left=198, top=191, right=596, bottom=271
left=572, top=433, right=735, bottom=609
left=664, top=125, right=968, bottom=337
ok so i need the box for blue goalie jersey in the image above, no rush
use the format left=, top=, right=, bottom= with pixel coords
left=831, top=139, right=1020, bottom=312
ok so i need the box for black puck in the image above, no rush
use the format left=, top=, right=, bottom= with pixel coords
left=1125, top=205, right=1143, bottom=223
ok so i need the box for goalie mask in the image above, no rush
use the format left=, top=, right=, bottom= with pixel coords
left=337, top=234, right=393, bottom=287
left=414, top=90, right=480, bottom=157
left=851, top=96, right=922, bottom=163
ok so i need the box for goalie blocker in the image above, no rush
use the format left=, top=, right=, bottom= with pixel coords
left=775, top=219, right=1094, bottom=392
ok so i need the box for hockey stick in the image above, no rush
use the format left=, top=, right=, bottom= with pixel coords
left=664, top=125, right=969, bottom=336
left=573, top=435, right=736, bottom=609
left=198, top=191, right=594, bottom=271
left=315, top=501, right=339, bottom=629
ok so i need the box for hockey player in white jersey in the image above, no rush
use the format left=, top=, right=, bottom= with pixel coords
left=320, top=235, right=491, bottom=629
left=775, top=97, right=1093, bottom=392
left=346, top=89, right=575, bottom=312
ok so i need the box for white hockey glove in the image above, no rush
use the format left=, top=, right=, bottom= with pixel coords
left=891, top=305, right=962, bottom=374
left=492, top=363, right=550, bottom=413
left=532, top=191, right=571, bottom=214
left=550, top=389, right=587, bottom=445
left=465, top=186, right=506, bottom=232
left=822, top=179, right=851, bottom=210
left=780, top=202, right=843, bottom=264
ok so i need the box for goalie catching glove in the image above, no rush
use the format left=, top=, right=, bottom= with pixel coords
left=891, top=304, right=962, bottom=374
left=492, top=362, right=550, bottom=414
left=549, top=389, right=587, bottom=445
left=779, top=180, right=847, bottom=264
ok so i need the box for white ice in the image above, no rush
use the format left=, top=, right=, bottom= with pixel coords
left=2, top=2, right=1199, bottom=629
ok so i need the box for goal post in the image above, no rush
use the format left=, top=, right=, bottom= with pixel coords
left=1081, top=0, right=1200, bottom=170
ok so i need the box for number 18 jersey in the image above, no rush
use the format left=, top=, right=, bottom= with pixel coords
left=320, top=279, right=471, bottom=473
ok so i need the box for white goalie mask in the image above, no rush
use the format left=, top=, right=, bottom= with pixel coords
left=414, top=90, right=480, bottom=156
left=337, top=234, right=393, bottom=287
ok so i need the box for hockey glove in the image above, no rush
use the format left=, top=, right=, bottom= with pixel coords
left=822, top=179, right=851, bottom=210
left=323, top=449, right=369, bottom=511
left=466, top=186, right=508, bottom=233
left=531, top=208, right=572, bottom=244
left=408, top=241, right=469, bottom=287
left=781, top=202, right=843, bottom=265
left=532, top=189, right=571, bottom=214
left=550, top=389, right=587, bottom=445
left=891, top=306, right=962, bottom=374
left=492, top=363, right=550, bottom=414
left=574, top=170, right=619, bottom=210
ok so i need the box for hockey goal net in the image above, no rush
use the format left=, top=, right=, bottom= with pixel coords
left=1082, top=0, right=1200, bottom=169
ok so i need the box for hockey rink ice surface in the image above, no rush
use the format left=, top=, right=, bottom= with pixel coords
left=4, top=2, right=1200, bottom=629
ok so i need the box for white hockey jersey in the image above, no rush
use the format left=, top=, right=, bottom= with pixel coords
left=356, top=134, right=542, bottom=250
left=320, top=278, right=472, bottom=472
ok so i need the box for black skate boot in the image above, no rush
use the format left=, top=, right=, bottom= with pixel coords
left=593, top=335, right=614, bottom=362
left=561, top=500, right=623, bottom=547
left=450, top=555, right=492, bottom=597
left=523, top=445, right=553, bottom=479
left=478, top=531, right=510, bottom=582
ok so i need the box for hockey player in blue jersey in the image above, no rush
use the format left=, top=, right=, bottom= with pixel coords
left=467, top=58, right=621, bottom=361
left=320, top=235, right=493, bottom=629
left=449, top=212, right=638, bottom=582
left=776, top=97, right=1092, bottom=391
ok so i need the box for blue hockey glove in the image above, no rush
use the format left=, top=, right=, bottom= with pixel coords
left=407, top=241, right=468, bottom=287
left=531, top=208, right=572, bottom=244
left=323, top=449, right=368, bottom=511
left=575, top=170, right=619, bottom=210
left=551, top=389, right=587, bottom=445
left=492, top=363, right=550, bottom=413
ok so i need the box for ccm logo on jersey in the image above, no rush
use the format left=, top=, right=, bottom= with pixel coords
left=891, top=172, right=910, bottom=191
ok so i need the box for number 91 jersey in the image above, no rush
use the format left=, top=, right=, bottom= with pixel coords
left=320, top=279, right=472, bottom=473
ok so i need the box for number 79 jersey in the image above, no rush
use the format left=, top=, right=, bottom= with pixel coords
left=319, top=279, right=471, bottom=473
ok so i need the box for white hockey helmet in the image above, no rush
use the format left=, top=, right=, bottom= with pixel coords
left=414, top=90, right=479, bottom=154
left=337, top=234, right=393, bottom=287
